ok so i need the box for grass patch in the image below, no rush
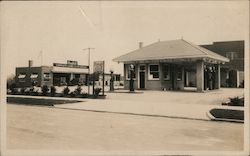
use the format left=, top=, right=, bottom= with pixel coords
left=7, top=97, right=82, bottom=106
left=210, top=109, right=244, bottom=120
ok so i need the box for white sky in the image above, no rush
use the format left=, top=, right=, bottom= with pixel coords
left=1, top=1, right=249, bottom=77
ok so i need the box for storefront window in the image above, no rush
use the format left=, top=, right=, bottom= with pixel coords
left=149, top=64, right=159, bottom=80
left=60, top=77, right=66, bottom=84
left=43, top=73, right=51, bottom=81
left=163, top=64, right=170, bottom=80
left=18, top=73, right=26, bottom=82
left=30, top=73, right=38, bottom=79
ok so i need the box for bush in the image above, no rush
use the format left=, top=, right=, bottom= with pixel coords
left=74, top=86, right=82, bottom=96
left=30, top=90, right=39, bottom=96
left=70, top=92, right=76, bottom=97
left=50, top=86, right=56, bottom=97
left=229, top=97, right=244, bottom=106
left=63, top=87, right=70, bottom=96
left=26, top=87, right=38, bottom=96
left=24, top=88, right=32, bottom=95
left=94, top=88, right=102, bottom=96
left=42, top=85, right=49, bottom=96
left=81, top=92, right=88, bottom=98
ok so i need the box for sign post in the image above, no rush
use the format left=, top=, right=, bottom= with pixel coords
left=83, top=48, right=95, bottom=96
left=102, top=61, right=105, bottom=95
left=94, top=61, right=105, bottom=95
left=92, top=72, right=95, bottom=95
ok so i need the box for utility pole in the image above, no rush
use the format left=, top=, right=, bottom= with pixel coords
left=40, top=50, right=43, bottom=66
left=83, top=48, right=95, bottom=95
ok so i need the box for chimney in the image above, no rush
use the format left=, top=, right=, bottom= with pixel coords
left=139, top=42, right=143, bottom=49
left=28, top=60, right=33, bottom=68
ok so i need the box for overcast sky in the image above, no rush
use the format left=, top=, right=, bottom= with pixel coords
left=1, top=1, right=249, bottom=77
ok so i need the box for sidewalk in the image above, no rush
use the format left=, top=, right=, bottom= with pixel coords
left=54, top=98, right=244, bottom=121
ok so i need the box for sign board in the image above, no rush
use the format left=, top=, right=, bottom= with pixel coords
left=53, top=63, right=89, bottom=69
left=93, top=61, right=105, bottom=74
left=93, top=61, right=105, bottom=96
left=67, top=60, right=78, bottom=66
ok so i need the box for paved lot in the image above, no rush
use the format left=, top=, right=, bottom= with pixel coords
left=7, top=104, right=243, bottom=151
left=105, top=88, right=244, bottom=105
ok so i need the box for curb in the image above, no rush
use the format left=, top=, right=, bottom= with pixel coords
left=54, top=106, right=210, bottom=122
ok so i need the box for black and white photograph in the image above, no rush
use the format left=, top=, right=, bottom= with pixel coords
left=0, top=1, right=249, bottom=156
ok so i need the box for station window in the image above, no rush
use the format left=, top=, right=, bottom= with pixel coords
left=163, top=64, right=170, bottom=80
left=177, top=67, right=182, bottom=81
left=148, top=64, right=159, bottom=80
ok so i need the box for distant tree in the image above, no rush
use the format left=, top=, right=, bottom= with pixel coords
left=7, top=74, right=16, bottom=89
left=63, top=86, right=70, bottom=96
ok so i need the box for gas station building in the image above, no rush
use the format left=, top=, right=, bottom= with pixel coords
left=113, top=39, right=230, bottom=92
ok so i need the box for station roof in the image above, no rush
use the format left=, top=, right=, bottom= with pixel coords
left=113, top=39, right=230, bottom=63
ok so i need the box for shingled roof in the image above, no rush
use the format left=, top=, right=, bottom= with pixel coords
left=113, top=39, right=230, bottom=63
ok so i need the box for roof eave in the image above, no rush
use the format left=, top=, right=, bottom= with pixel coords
left=113, top=55, right=229, bottom=63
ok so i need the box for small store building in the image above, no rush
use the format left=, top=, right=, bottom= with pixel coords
left=15, top=60, right=88, bottom=87
left=201, top=40, right=244, bottom=88
left=113, top=39, right=229, bottom=92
